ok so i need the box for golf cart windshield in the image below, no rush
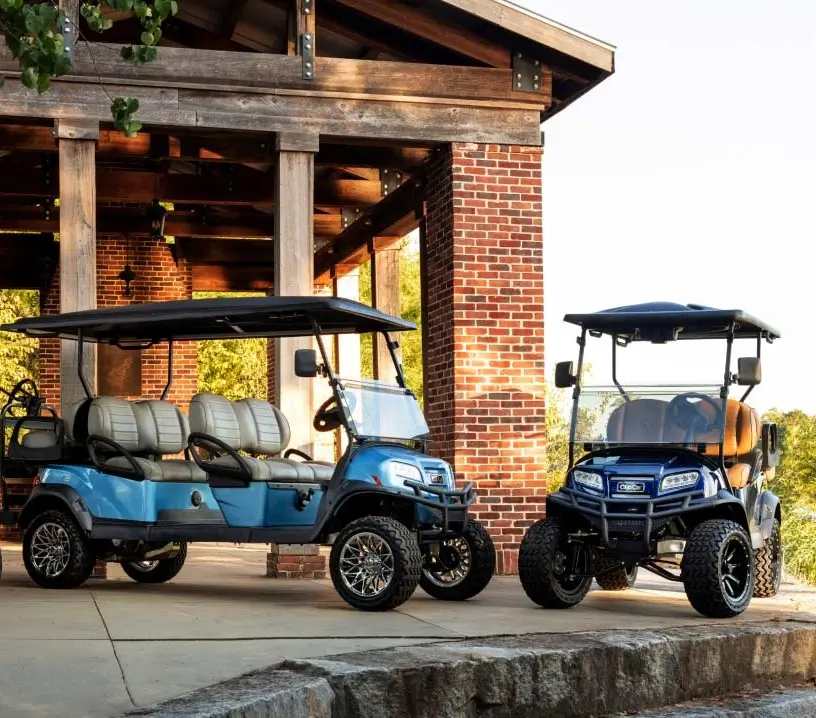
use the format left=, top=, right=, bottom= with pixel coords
left=340, top=379, right=429, bottom=441
left=575, top=385, right=726, bottom=449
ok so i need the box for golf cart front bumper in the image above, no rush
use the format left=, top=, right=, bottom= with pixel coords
left=549, top=486, right=712, bottom=551
left=403, top=479, right=476, bottom=541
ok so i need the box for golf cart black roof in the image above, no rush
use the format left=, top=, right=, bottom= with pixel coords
left=563, top=302, right=781, bottom=341
left=0, top=296, right=415, bottom=344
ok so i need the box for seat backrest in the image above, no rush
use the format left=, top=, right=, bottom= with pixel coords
left=87, top=397, right=189, bottom=455
left=701, top=399, right=760, bottom=459
left=607, top=399, right=674, bottom=444
left=189, top=393, right=290, bottom=456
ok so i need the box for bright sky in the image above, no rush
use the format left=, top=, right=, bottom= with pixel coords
left=518, top=0, right=816, bottom=415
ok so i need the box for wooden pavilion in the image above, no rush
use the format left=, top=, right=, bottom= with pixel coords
left=0, top=0, right=614, bottom=574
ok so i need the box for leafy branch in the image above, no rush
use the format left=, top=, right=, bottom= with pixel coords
left=0, top=0, right=179, bottom=136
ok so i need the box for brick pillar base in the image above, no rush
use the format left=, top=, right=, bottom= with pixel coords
left=91, top=560, right=108, bottom=579
left=266, top=544, right=326, bottom=579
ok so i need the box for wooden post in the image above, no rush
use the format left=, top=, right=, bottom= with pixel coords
left=274, top=131, right=318, bottom=456
left=333, top=265, right=361, bottom=454
left=371, top=240, right=401, bottom=383
left=56, top=118, right=98, bottom=415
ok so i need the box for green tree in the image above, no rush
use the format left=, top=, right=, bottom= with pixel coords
left=359, top=238, right=424, bottom=404
left=0, top=289, right=39, bottom=391
left=194, top=291, right=267, bottom=401
left=544, top=382, right=570, bottom=492
left=0, top=0, right=178, bottom=135
left=761, top=408, right=816, bottom=585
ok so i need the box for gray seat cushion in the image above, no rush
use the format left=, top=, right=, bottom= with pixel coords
left=106, top=457, right=208, bottom=482
left=209, top=455, right=333, bottom=483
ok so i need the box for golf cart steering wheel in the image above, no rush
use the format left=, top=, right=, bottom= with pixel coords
left=667, top=393, right=724, bottom=442
left=313, top=393, right=356, bottom=433
left=6, top=378, right=42, bottom=416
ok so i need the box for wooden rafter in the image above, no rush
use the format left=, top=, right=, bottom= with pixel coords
left=314, top=175, right=421, bottom=282
left=221, top=0, right=251, bottom=40
left=0, top=125, right=430, bottom=169
left=0, top=206, right=345, bottom=239
left=330, top=0, right=510, bottom=67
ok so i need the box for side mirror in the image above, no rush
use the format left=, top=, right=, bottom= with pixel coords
left=761, top=422, right=779, bottom=471
left=294, top=349, right=319, bottom=378
left=736, top=357, right=761, bottom=386
left=554, top=361, right=576, bottom=389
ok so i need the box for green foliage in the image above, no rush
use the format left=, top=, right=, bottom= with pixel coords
left=0, top=290, right=39, bottom=391
left=358, top=239, right=424, bottom=404
left=781, top=507, right=816, bottom=586
left=111, top=96, right=142, bottom=137
left=194, top=291, right=267, bottom=402
left=544, top=381, right=570, bottom=493
left=761, top=408, right=816, bottom=586
left=0, top=1, right=178, bottom=132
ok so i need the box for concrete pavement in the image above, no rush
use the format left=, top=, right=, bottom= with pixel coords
left=0, top=542, right=813, bottom=718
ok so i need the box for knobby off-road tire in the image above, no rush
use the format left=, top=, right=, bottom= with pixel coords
left=518, top=517, right=592, bottom=609
left=595, top=564, right=638, bottom=591
left=753, top=518, right=782, bottom=598
left=330, top=516, right=422, bottom=611
left=23, top=509, right=96, bottom=589
left=121, top=543, right=188, bottom=584
left=420, top=520, right=496, bottom=601
left=681, top=519, right=754, bottom=618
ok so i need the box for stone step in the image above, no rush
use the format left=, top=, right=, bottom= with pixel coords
left=124, top=618, right=816, bottom=718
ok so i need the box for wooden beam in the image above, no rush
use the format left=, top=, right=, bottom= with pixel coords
left=175, top=237, right=273, bottom=265
left=314, top=175, right=420, bottom=282
left=0, top=207, right=344, bottom=239
left=192, top=264, right=274, bottom=292
left=435, top=0, right=615, bottom=73
left=0, top=78, right=544, bottom=144
left=0, top=44, right=546, bottom=106
left=275, top=133, right=316, bottom=455
left=0, top=125, right=430, bottom=169
left=222, top=0, right=250, bottom=40
left=58, top=119, right=97, bottom=413
left=331, top=0, right=510, bottom=68
left=0, top=169, right=383, bottom=207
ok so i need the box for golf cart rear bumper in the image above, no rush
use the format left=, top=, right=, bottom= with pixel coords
left=403, top=479, right=475, bottom=541
left=549, top=486, right=714, bottom=551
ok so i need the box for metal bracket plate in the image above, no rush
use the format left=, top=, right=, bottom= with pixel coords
left=380, top=168, right=405, bottom=196
left=511, top=51, right=543, bottom=93
left=301, top=32, right=314, bottom=80
left=59, top=16, right=74, bottom=63
left=341, top=207, right=363, bottom=230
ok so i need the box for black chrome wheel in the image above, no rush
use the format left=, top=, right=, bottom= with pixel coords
left=682, top=518, right=754, bottom=618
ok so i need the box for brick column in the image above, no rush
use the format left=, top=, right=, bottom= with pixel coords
left=424, top=143, right=547, bottom=575
left=25, top=235, right=196, bottom=569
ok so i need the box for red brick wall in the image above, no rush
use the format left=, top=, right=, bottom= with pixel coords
left=38, top=235, right=196, bottom=408
left=424, top=142, right=547, bottom=575
left=38, top=272, right=61, bottom=409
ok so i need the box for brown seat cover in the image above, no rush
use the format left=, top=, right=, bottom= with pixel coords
left=607, top=397, right=760, bottom=490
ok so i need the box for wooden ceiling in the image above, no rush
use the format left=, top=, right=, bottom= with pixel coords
left=0, top=0, right=613, bottom=292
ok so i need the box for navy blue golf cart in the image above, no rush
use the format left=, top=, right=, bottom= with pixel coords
left=0, top=296, right=495, bottom=610
left=518, top=303, right=782, bottom=618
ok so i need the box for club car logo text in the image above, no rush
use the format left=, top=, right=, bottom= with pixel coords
left=616, top=481, right=646, bottom=493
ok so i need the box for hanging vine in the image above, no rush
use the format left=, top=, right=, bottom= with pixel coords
left=0, top=0, right=178, bottom=136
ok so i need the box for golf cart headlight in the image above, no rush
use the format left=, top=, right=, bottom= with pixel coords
left=573, top=470, right=603, bottom=491
left=661, top=471, right=700, bottom=492
left=392, top=461, right=422, bottom=484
